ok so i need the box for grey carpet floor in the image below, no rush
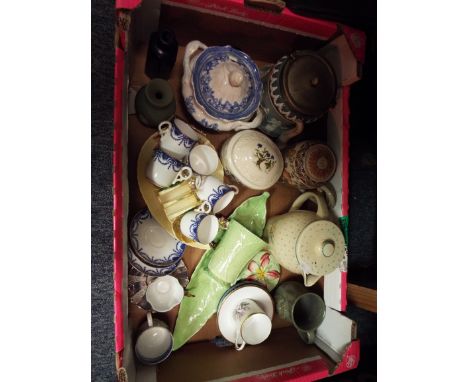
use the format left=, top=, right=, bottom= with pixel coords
left=92, top=0, right=117, bottom=380
left=91, top=1, right=376, bottom=381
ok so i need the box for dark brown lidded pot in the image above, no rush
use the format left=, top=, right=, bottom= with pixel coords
left=259, top=50, right=337, bottom=146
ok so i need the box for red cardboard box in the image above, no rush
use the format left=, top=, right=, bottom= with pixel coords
left=113, top=1, right=366, bottom=380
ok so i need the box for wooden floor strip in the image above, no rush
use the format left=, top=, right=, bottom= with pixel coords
left=347, top=283, right=377, bottom=313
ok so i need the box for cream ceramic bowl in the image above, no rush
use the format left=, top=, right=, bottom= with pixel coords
left=221, top=130, right=283, bottom=190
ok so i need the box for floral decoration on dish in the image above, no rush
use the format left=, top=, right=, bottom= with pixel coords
left=238, top=251, right=281, bottom=291
left=254, top=144, right=277, bottom=173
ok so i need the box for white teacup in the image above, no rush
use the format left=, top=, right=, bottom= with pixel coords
left=146, top=275, right=184, bottom=312
left=146, top=149, right=193, bottom=188
left=189, top=144, right=219, bottom=176
left=135, top=312, right=173, bottom=365
left=158, top=119, right=199, bottom=161
left=180, top=211, right=219, bottom=244
left=234, top=299, right=272, bottom=351
left=194, top=175, right=239, bottom=214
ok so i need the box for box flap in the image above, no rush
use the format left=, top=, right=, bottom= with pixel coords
left=319, top=34, right=362, bottom=87
left=315, top=307, right=356, bottom=363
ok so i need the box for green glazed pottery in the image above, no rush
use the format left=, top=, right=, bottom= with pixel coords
left=274, top=281, right=326, bottom=344
left=238, top=250, right=281, bottom=291
left=172, top=193, right=270, bottom=350
left=208, top=220, right=266, bottom=284
left=135, top=79, right=176, bottom=128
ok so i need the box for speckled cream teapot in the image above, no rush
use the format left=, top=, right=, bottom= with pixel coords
left=263, top=191, right=345, bottom=286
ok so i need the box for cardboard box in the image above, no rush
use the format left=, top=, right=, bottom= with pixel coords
left=113, top=1, right=366, bottom=380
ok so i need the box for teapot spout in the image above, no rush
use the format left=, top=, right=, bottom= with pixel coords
left=302, top=272, right=320, bottom=287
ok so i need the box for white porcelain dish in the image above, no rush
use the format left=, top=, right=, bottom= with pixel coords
left=129, top=209, right=186, bottom=267
left=128, top=246, right=179, bottom=277
left=221, top=130, right=283, bottom=190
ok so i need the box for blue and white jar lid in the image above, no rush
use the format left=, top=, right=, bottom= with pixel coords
left=191, top=46, right=262, bottom=121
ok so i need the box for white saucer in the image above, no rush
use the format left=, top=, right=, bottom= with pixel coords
left=217, top=284, right=274, bottom=344
left=130, top=209, right=185, bottom=267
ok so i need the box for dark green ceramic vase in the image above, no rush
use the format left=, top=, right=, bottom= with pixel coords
left=135, top=79, right=176, bottom=128
left=274, top=281, right=326, bottom=344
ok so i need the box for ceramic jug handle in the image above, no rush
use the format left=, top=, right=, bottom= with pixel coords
left=183, top=40, right=208, bottom=82
left=297, top=329, right=316, bottom=345
left=229, top=185, right=239, bottom=194
left=194, top=201, right=212, bottom=214
left=289, top=191, right=328, bottom=219
left=173, top=167, right=193, bottom=184
left=276, top=120, right=304, bottom=150
left=234, top=325, right=246, bottom=351
left=317, top=182, right=337, bottom=209
left=146, top=312, right=154, bottom=328
left=158, top=121, right=171, bottom=135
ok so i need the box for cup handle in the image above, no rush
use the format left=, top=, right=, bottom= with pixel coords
left=234, top=324, right=246, bottom=351
left=158, top=121, right=171, bottom=136
left=173, top=167, right=193, bottom=184
left=229, top=185, right=239, bottom=195
left=297, top=329, right=316, bottom=345
left=146, top=312, right=154, bottom=328
left=194, top=201, right=212, bottom=214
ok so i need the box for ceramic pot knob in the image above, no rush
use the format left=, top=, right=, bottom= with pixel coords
left=229, top=70, right=244, bottom=87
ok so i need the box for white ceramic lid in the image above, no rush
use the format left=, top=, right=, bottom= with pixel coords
left=224, top=130, right=283, bottom=190
left=217, top=284, right=274, bottom=344
left=296, top=220, right=345, bottom=276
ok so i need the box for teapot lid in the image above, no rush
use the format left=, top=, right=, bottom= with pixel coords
left=192, top=46, right=262, bottom=121
left=281, top=51, right=337, bottom=117
left=296, top=220, right=345, bottom=276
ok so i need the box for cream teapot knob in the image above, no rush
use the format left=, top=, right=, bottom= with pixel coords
left=229, top=70, right=244, bottom=87
left=321, top=240, right=335, bottom=257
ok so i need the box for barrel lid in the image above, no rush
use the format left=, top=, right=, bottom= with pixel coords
left=281, top=51, right=337, bottom=117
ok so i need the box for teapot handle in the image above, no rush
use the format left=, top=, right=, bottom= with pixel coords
left=276, top=120, right=304, bottom=149
left=182, top=40, right=208, bottom=86
left=289, top=191, right=328, bottom=219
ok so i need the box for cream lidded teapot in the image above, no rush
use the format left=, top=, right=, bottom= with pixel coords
left=263, top=191, right=345, bottom=287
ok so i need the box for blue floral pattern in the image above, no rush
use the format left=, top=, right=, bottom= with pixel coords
left=129, top=209, right=185, bottom=267
left=192, top=46, right=262, bottom=121
left=170, top=124, right=196, bottom=149
left=200, top=118, right=219, bottom=131
left=207, top=184, right=231, bottom=209
left=188, top=213, right=205, bottom=241
left=152, top=150, right=183, bottom=171
left=184, top=96, right=196, bottom=115
left=128, top=247, right=179, bottom=277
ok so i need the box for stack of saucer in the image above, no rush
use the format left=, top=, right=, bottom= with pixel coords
left=128, top=209, right=187, bottom=277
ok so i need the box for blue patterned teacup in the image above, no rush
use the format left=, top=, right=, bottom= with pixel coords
left=180, top=211, right=219, bottom=244
left=194, top=175, right=239, bottom=214
left=158, top=119, right=199, bottom=161
left=146, top=149, right=193, bottom=188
